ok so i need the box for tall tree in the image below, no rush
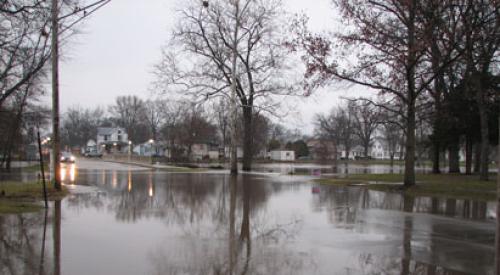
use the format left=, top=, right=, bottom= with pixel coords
left=293, top=0, right=465, bottom=186
left=155, top=0, right=300, bottom=171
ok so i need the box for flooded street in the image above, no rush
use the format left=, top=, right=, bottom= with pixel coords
left=0, top=159, right=496, bottom=275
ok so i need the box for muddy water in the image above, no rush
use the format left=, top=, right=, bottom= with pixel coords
left=0, top=168, right=495, bottom=275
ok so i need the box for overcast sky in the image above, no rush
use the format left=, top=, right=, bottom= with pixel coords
left=56, top=0, right=367, bottom=134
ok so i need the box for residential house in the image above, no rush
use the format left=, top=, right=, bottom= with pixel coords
left=270, top=150, right=295, bottom=161
left=97, top=127, right=129, bottom=153
left=370, top=137, right=404, bottom=160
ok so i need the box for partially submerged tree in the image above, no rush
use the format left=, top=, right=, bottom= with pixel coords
left=155, top=0, right=300, bottom=171
left=293, top=0, right=466, bottom=186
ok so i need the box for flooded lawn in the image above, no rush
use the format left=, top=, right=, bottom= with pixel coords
left=0, top=161, right=496, bottom=275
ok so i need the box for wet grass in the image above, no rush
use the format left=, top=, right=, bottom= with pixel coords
left=0, top=181, right=68, bottom=214
left=316, top=173, right=497, bottom=201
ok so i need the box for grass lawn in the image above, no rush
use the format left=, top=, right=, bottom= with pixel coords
left=0, top=181, right=68, bottom=214
left=316, top=173, right=497, bottom=201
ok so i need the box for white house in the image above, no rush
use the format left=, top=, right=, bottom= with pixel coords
left=337, top=145, right=365, bottom=160
left=270, top=150, right=295, bottom=161
left=370, top=137, right=404, bottom=160
left=97, top=127, right=129, bottom=153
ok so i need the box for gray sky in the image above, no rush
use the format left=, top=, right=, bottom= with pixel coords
left=57, top=0, right=367, bottom=134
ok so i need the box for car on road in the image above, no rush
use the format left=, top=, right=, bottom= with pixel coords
left=61, top=152, right=76, bottom=163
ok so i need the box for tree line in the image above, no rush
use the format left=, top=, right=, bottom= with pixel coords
left=60, top=95, right=308, bottom=162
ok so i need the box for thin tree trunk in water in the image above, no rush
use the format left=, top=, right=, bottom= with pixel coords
left=448, top=136, right=460, bottom=173
left=242, top=106, right=253, bottom=171
left=465, top=135, right=473, bottom=175
left=474, top=143, right=481, bottom=173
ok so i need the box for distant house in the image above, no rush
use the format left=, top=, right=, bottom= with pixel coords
left=224, top=146, right=243, bottom=159
left=338, top=145, right=365, bottom=160
left=307, top=139, right=336, bottom=161
left=191, top=142, right=220, bottom=160
left=270, top=150, right=295, bottom=161
left=133, top=142, right=164, bottom=157
left=370, top=137, right=404, bottom=160
left=97, top=127, right=129, bottom=153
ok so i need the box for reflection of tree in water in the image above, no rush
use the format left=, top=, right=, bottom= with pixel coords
left=314, top=185, right=491, bottom=225
left=0, top=209, right=60, bottom=275
left=148, top=175, right=308, bottom=275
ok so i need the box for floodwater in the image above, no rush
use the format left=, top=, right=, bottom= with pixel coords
left=252, top=162, right=428, bottom=175
left=0, top=160, right=496, bottom=275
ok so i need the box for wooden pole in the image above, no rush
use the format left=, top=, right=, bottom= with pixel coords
left=51, top=0, right=61, bottom=190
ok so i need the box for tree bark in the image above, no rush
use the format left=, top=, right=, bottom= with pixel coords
left=477, top=87, right=490, bottom=181
left=404, top=101, right=416, bottom=187
left=474, top=143, right=481, bottom=173
left=448, top=136, right=460, bottom=173
left=242, top=105, right=253, bottom=171
left=432, top=140, right=441, bottom=174
left=404, top=2, right=416, bottom=187
left=495, top=107, right=500, bottom=274
left=465, top=134, right=473, bottom=175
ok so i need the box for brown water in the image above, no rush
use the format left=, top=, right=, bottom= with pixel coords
left=0, top=166, right=496, bottom=275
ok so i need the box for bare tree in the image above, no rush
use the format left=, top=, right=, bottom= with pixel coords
left=293, top=0, right=467, bottom=186
left=155, top=0, right=300, bottom=171
left=108, top=95, right=148, bottom=143
left=315, top=103, right=357, bottom=162
left=61, top=106, right=104, bottom=147
left=144, top=98, right=167, bottom=142
left=350, top=100, right=380, bottom=158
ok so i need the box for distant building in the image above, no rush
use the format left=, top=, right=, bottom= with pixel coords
left=307, top=139, right=336, bottom=161
left=97, top=127, right=129, bottom=153
left=370, top=137, right=404, bottom=160
left=270, top=150, right=295, bottom=161
left=133, top=142, right=164, bottom=157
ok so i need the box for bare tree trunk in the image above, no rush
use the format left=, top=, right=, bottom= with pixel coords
left=242, top=106, right=253, bottom=171
left=404, top=101, right=416, bottom=187
left=432, top=140, right=441, bottom=174
left=404, top=3, right=416, bottom=187
left=495, top=107, right=500, bottom=274
left=474, top=143, right=481, bottom=173
left=448, top=136, right=460, bottom=173
left=472, top=72, right=490, bottom=181
left=465, top=134, right=473, bottom=175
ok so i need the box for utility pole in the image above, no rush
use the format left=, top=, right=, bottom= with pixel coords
left=229, top=0, right=240, bottom=175
left=51, top=0, right=61, bottom=190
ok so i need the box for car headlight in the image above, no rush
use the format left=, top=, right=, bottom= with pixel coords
left=70, top=156, right=75, bottom=161
left=60, top=157, right=64, bottom=161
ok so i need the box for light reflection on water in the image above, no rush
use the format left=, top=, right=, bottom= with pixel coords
left=0, top=168, right=496, bottom=275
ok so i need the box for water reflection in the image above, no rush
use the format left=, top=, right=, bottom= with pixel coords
left=0, top=201, right=62, bottom=275
left=0, top=167, right=495, bottom=275
left=60, top=164, right=76, bottom=183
